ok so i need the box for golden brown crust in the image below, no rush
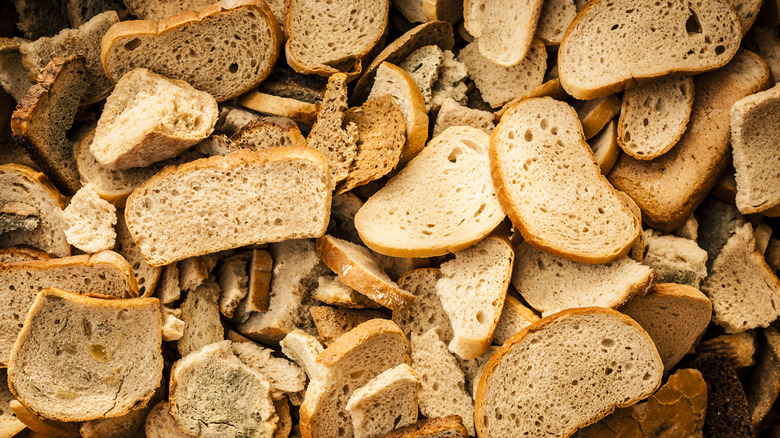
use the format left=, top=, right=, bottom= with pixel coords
left=378, top=62, right=430, bottom=166
left=0, top=164, right=68, bottom=210
left=237, top=91, right=319, bottom=125
left=578, top=94, right=621, bottom=140
left=0, top=246, right=53, bottom=262
left=314, top=318, right=408, bottom=368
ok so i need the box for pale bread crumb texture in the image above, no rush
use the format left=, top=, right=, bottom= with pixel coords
left=491, top=295, right=539, bottom=346
left=123, top=0, right=216, bottom=20
left=216, top=252, right=250, bottom=318
left=398, top=45, right=443, bottom=110
left=434, top=97, right=495, bottom=137
left=643, top=230, right=708, bottom=288
left=393, top=268, right=454, bottom=344
left=431, top=50, right=469, bottom=110
left=145, top=401, right=193, bottom=438
left=345, top=363, right=419, bottom=438
left=535, top=0, right=578, bottom=45
left=279, top=330, right=325, bottom=382
left=63, top=184, right=117, bottom=253
left=177, top=278, right=224, bottom=357
left=464, top=0, right=544, bottom=67
left=231, top=340, right=307, bottom=400
left=161, top=308, right=186, bottom=342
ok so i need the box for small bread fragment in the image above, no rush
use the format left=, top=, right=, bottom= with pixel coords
left=0, top=247, right=51, bottom=263
left=587, top=119, right=619, bottom=174
left=643, top=230, right=708, bottom=287
left=310, top=306, right=387, bottom=346
left=0, top=369, right=26, bottom=438
left=237, top=91, right=319, bottom=125
left=312, top=275, right=381, bottom=309
left=62, top=184, right=117, bottom=253
left=392, top=268, right=453, bottom=342
left=216, top=252, right=250, bottom=318
left=697, top=331, right=756, bottom=369
left=463, top=0, right=544, bottom=67
left=491, top=293, right=539, bottom=346
left=0, top=38, right=33, bottom=102
left=231, top=340, right=307, bottom=400
left=8, top=288, right=162, bottom=422
left=178, top=278, right=224, bottom=357
left=377, top=415, right=468, bottom=438
left=145, top=401, right=193, bottom=438
left=434, top=97, right=494, bottom=137
left=346, top=363, right=420, bottom=438
left=232, top=248, right=273, bottom=318
left=115, top=214, right=159, bottom=294
left=572, top=94, right=621, bottom=140
left=280, top=330, right=326, bottom=381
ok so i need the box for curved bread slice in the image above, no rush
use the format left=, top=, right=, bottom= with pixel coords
left=8, top=288, right=162, bottom=422
left=535, top=0, right=578, bottom=46
left=237, top=91, right=319, bottom=125
left=355, top=126, right=504, bottom=258
left=125, top=147, right=331, bottom=266
left=588, top=118, right=619, bottom=174
left=492, top=293, right=539, bottom=346
left=230, top=117, right=307, bottom=151
left=463, top=0, right=544, bottom=67
left=618, top=76, right=694, bottom=160
left=378, top=415, right=468, bottom=438
left=475, top=307, right=663, bottom=438
left=101, top=0, right=282, bottom=102
left=558, top=0, right=741, bottom=99
left=490, top=97, right=641, bottom=263
left=573, top=94, right=620, bottom=140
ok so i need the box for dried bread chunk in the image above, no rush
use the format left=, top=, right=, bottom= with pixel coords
left=123, top=0, right=216, bottom=20
left=0, top=369, right=25, bottom=438
left=393, top=0, right=462, bottom=23
left=696, top=331, right=756, bottom=369
left=732, top=0, right=763, bottom=35
left=62, top=184, right=116, bottom=253
left=392, top=268, right=453, bottom=343
left=398, top=45, right=443, bottom=110
left=280, top=330, right=326, bottom=381
left=0, top=38, right=33, bottom=102
left=346, top=364, right=419, bottom=438
left=643, top=230, right=708, bottom=287
left=237, top=91, right=319, bottom=125
left=688, top=353, right=754, bottom=436
left=312, top=275, right=381, bottom=309
left=747, top=326, right=780, bottom=427
left=145, top=401, right=193, bottom=438
left=434, top=97, right=494, bottom=137
left=9, top=398, right=81, bottom=437
left=310, top=306, right=387, bottom=346
left=12, top=0, right=69, bottom=40
left=178, top=277, right=224, bottom=357
left=463, top=0, right=544, bottom=67
left=67, top=0, right=127, bottom=28
left=79, top=384, right=163, bottom=438
left=114, top=212, right=160, bottom=297
left=217, top=252, right=250, bottom=318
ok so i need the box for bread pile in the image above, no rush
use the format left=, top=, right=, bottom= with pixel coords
left=1, top=0, right=780, bottom=437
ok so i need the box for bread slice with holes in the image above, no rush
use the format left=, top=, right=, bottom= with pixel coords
left=535, top=0, right=578, bottom=46
left=434, top=97, right=494, bottom=137
left=392, top=268, right=453, bottom=343
left=123, top=0, right=216, bottom=20
left=475, top=307, right=663, bottom=438
left=101, top=0, right=282, bottom=102
left=231, top=339, right=307, bottom=400
left=491, top=97, right=641, bottom=263
left=463, top=0, right=544, bottom=67
left=492, top=293, right=539, bottom=346
left=346, top=363, right=420, bottom=438
left=558, top=0, right=741, bottom=99
left=230, top=117, right=307, bottom=151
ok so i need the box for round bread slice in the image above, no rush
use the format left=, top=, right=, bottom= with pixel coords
left=490, top=97, right=641, bottom=264
left=355, top=126, right=504, bottom=258
left=464, top=0, right=544, bottom=67
left=474, top=307, right=663, bottom=438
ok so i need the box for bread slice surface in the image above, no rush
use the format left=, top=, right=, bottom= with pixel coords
left=346, top=363, right=420, bottom=438
left=463, top=0, right=544, bottom=67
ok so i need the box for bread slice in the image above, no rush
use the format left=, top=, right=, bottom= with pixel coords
left=733, top=0, right=762, bottom=35
left=8, top=288, right=162, bottom=422
left=178, top=254, right=222, bottom=292
left=285, top=0, right=388, bottom=77
left=145, top=401, right=192, bottom=438
left=535, top=0, right=578, bottom=46
left=231, top=117, right=307, bottom=151
left=411, top=328, right=475, bottom=436
left=237, top=91, right=320, bottom=125
left=587, top=118, right=619, bottom=174
left=123, top=0, right=216, bottom=20
left=310, top=306, right=387, bottom=346
left=0, top=37, right=34, bottom=101
left=463, top=0, right=544, bottom=67
left=393, top=0, right=462, bottom=23
left=101, top=0, right=282, bottom=102
left=125, top=147, right=331, bottom=266
left=9, top=398, right=81, bottom=437
left=327, top=192, right=363, bottom=244
left=312, top=275, right=381, bottom=309
left=356, top=126, right=504, bottom=258
left=436, top=236, right=512, bottom=359
left=643, top=230, right=708, bottom=287
left=114, top=212, right=160, bottom=297
left=374, top=254, right=430, bottom=281
left=62, top=184, right=117, bottom=253
left=511, top=241, right=656, bottom=317
left=273, top=397, right=292, bottom=438
left=346, top=363, right=419, bottom=438
left=712, top=165, right=780, bottom=218
left=701, top=222, right=780, bottom=333
left=492, top=293, right=539, bottom=346
left=257, top=67, right=328, bottom=105
left=231, top=340, right=307, bottom=400
left=392, top=268, right=453, bottom=342
left=696, top=196, right=747, bottom=270
left=299, top=319, right=409, bottom=438
left=434, top=97, right=494, bottom=137
left=746, top=326, right=780, bottom=427
left=178, top=277, right=224, bottom=357
left=572, top=94, right=621, bottom=140
left=11, top=55, right=89, bottom=196
left=0, top=246, right=51, bottom=263
left=696, top=331, right=756, bottom=369
left=768, top=238, right=780, bottom=274
left=746, top=25, right=780, bottom=85
left=730, top=83, right=780, bottom=214
left=230, top=248, right=272, bottom=320
left=279, top=330, right=326, bottom=381
left=475, top=307, right=663, bottom=438
left=558, top=0, right=741, bottom=99
left=80, top=384, right=163, bottom=438
left=458, top=40, right=546, bottom=108
left=216, top=104, right=262, bottom=135
left=398, top=45, right=443, bottom=111
left=377, top=415, right=468, bottom=438
left=0, top=201, right=39, bottom=234
left=617, top=76, right=694, bottom=160
left=169, top=341, right=278, bottom=437
left=491, top=97, right=641, bottom=263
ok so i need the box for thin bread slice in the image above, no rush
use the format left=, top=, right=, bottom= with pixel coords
left=436, top=236, right=513, bottom=359
left=231, top=340, right=307, bottom=400
left=123, top=0, right=216, bottom=20
left=572, top=94, right=621, bottom=140
left=475, top=307, right=663, bottom=438
left=747, top=326, right=780, bottom=427
left=177, top=277, right=224, bottom=357
left=346, top=364, right=420, bottom=438
left=8, top=288, right=163, bottom=422
left=316, top=235, right=414, bottom=311
left=491, top=97, right=641, bottom=263
left=230, top=117, right=307, bottom=151
left=237, top=92, right=319, bottom=125
left=101, top=0, right=282, bottom=102
left=688, top=353, right=755, bottom=436
left=392, top=268, right=454, bottom=343
left=115, top=212, right=160, bottom=297
left=463, top=0, right=544, bottom=67
left=9, top=397, right=82, bottom=437
left=145, top=401, right=192, bottom=438
left=355, top=126, right=504, bottom=258
left=62, top=184, right=117, bottom=253
left=535, top=0, right=578, bottom=46
left=310, top=306, right=387, bottom=346
left=312, top=275, right=382, bottom=309
left=696, top=332, right=756, bottom=369
left=433, top=97, right=495, bottom=137
left=558, top=0, right=741, bottom=99
left=643, top=230, right=708, bottom=287
left=124, top=147, right=331, bottom=267
left=377, top=416, right=467, bottom=438
left=491, top=293, right=539, bottom=346
left=617, top=76, right=695, bottom=160
left=587, top=118, right=619, bottom=174
left=511, top=241, right=656, bottom=317
left=374, top=254, right=430, bottom=280
left=0, top=37, right=34, bottom=102
left=733, top=0, right=762, bottom=35
left=279, top=330, right=326, bottom=381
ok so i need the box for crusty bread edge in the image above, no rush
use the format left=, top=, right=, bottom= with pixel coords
left=237, top=91, right=320, bottom=125
left=376, top=62, right=429, bottom=166
left=0, top=164, right=68, bottom=210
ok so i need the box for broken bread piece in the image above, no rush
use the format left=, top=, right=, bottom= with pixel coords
left=145, top=401, right=192, bottom=438
left=346, top=363, right=419, bottom=438
left=392, top=268, right=453, bottom=343
left=491, top=293, right=539, bottom=346
left=62, top=184, right=117, bottom=253
left=463, top=0, right=544, bottom=67
left=178, top=277, right=224, bottom=358
left=310, top=306, right=387, bottom=346
left=230, top=339, right=307, bottom=401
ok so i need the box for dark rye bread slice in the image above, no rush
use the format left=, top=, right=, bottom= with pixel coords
left=101, top=0, right=282, bottom=102
left=11, top=55, right=89, bottom=196
left=608, top=50, right=771, bottom=232
left=558, top=0, right=742, bottom=99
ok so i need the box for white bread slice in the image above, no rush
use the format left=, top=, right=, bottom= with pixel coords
left=608, top=50, right=771, bottom=232
left=280, top=330, right=326, bottom=382
left=624, top=283, right=712, bottom=370
left=62, top=183, right=117, bottom=253
left=285, top=0, right=388, bottom=77
left=0, top=164, right=69, bottom=258
left=392, top=268, right=454, bottom=343
left=217, top=252, right=250, bottom=318
left=643, top=230, right=708, bottom=287
left=316, top=235, right=415, bottom=311
left=101, top=0, right=281, bottom=102
left=8, top=288, right=163, bottom=422
left=463, top=0, right=544, bottom=67
left=145, top=401, right=193, bottom=438
left=616, top=191, right=645, bottom=264
left=617, top=76, right=694, bottom=160
left=312, top=275, right=381, bottom=309
left=572, top=94, right=621, bottom=140
left=299, top=319, right=409, bottom=438
left=346, top=363, right=420, bottom=438
left=436, top=236, right=513, bottom=359
left=474, top=307, right=663, bottom=438
left=231, top=340, right=307, bottom=400
left=491, top=97, right=641, bottom=263
left=237, top=91, right=319, bottom=125
left=535, top=0, right=578, bottom=46
left=378, top=415, right=468, bottom=438
left=588, top=118, right=619, bottom=174
left=169, top=341, right=278, bottom=437
left=123, top=0, right=216, bottom=20
left=701, top=222, right=780, bottom=333
left=458, top=39, right=546, bottom=108
left=491, top=293, right=539, bottom=346
left=124, top=147, right=331, bottom=267
left=558, top=0, right=741, bottom=99
left=90, top=68, right=218, bottom=170
left=511, top=241, right=656, bottom=317
left=177, top=277, right=224, bottom=357
left=355, top=126, right=504, bottom=258
left=434, top=97, right=495, bottom=137
left=730, top=83, right=780, bottom=214
left=0, top=369, right=26, bottom=438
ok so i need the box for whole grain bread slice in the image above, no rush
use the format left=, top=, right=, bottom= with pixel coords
left=463, top=0, right=544, bottom=67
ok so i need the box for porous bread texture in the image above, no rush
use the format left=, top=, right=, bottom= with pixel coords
left=178, top=277, right=224, bottom=357
left=355, top=126, right=504, bottom=258
left=434, top=97, right=495, bottom=137
left=0, top=38, right=33, bottom=102
left=535, top=0, right=578, bottom=45
left=618, top=76, right=694, bottom=160
left=346, top=363, right=419, bottom=438
left=62, top=184, right=117, bottom=253
left=0, top=164, right=69, bottom=257
left=237, top=91, right=320, bottom=125
left=378, top=415, right=469, bottom=438
left=701, top=223, right=780, bottom=333
left=492, top=294, right=539, bottom=346
left=124, top=147, right=331, bottom=267
left=458, top=40, right=546, bottom=108
left=398, top=45, right=442, bottom=110
left=430, top=50, right=469, bottom=110
left=230, top=117, right=307, bottom=151
left=8, top=288, right=162, bottom=422
left=697, top=331, right=756, bottom=369
left=231, top=340, right=307, bottom=400
left=114, top=212, right=160, bottom=297
left=511, top=241, right=656, bottom=317
left=310, top=306, right=387, bottom=346
left=624, top=283, right=712, bottom=370
left=101, top=0, right=282, bottom=102
left=169, top=341, right=278, bottom=438
left=730, top=83, right=780, bottom=214
left=491, top=97, right=641, bottom=263
left=299, top=319, right=409, bottom=438
left=436, top=236, right=513, bottom=359
left=20, top=11, right=118, bottom=104
left=643, top=230, right=708, bottom=287
left=475, top=308, right=663, bottom=438
left=463, top=0, right=544, bottom=67
left=0, top=247, right=51, bottom=263
left=145, top=401, right=192, bottom=438
left=67, top=0, right=127, bottom=28
left=392, top=268, right=454, bottom=343
left=588, top=119, right=620, bottom=174
left=285, top=0, right=388, bottom=77
left=123, top=0, right=216, bottom=20
left=558, top=0, right=742, bottom=99
left=0, top=369, right=25, bottom=437
left=79, top=384, right=162, bottom=438
left=217, top=252, right=250, bottom=318
left=90, top=68, right=218, bottom=170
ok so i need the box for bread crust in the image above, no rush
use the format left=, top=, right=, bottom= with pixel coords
left=237, top=91, right=320, bottom=125
left=0, top=164, right=67, bottom=211
left=0, top=246, right=53, bottom=262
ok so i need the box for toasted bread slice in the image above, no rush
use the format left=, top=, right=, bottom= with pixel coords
left=688, top=353, right=754, bottom=436
left=0, top=37, right=33, bottom=102
left=346, top=363, right=420, bottom=438
left=463, top=0, right=544, bottom=67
